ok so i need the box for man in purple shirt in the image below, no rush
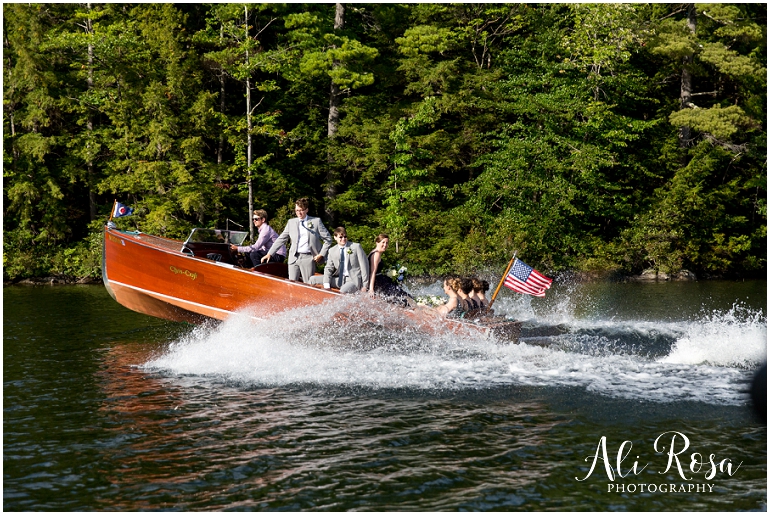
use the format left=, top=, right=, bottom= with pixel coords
left=230, top=209, right=286, bottom=267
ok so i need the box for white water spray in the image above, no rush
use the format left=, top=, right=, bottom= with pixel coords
left=145, top=282, right=766, bottom=406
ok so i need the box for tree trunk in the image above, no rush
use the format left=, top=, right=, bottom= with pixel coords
left=215, top=23, right=226, bottom=227
left=86, top=3, right=97, bottom=221
left=245, top=6, right=254, bottom=239
left=217, top=23, right=225, bottom=168
left=324, top=3, right=344, bottom=224
left=679, top=3, right=696, bottom=148
left=328, top=3, right=344, bottom=140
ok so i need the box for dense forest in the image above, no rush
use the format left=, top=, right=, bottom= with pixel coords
left=3, top=3, right=766, bottom=281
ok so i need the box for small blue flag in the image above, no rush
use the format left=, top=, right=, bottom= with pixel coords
left=112, top=201, right=134, bottom=218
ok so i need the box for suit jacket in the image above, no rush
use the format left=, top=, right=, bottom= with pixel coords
left=268, top=216, right=332, bottom=265
left=324, top=242, right=369, bottom=290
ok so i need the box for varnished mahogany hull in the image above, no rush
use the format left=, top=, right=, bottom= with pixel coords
left=102, top=226, right=520, bottom=341
left=103, top=226, right=339, bottom=323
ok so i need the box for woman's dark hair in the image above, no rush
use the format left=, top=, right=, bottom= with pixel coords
left=471, top=277, right=489, bottom=293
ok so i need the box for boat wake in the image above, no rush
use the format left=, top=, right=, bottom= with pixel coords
left=144, top=288, right=766, bottom=407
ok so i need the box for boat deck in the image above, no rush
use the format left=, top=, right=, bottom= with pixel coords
left=127, top=232, right=185, bottom=252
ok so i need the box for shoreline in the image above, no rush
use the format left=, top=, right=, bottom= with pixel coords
left=4, top=269, right=764, bottom=288
left=4, top=276, right=103, bottom=286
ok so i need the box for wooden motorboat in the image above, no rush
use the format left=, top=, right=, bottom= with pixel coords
left=101, top=225, right=521, bottom=342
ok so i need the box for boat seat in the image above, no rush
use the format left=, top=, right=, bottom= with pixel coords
left=182, top=241, right=237, bottom=265
left=251, top=262, right=289, bottom=279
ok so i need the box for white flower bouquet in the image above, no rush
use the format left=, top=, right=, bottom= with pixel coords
left=415, top=295, right=446, bottom=307
left=385, top=265, right=407, bottom=282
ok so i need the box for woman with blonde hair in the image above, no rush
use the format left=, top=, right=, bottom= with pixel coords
left=436, top=277, right=464, bottom=318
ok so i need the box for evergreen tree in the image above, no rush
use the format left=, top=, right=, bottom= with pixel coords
left=4, top=4, right=76, bottom=277
left=2, top=3, right=765, bottom=281
left=626, top=3, right=767, bottom=276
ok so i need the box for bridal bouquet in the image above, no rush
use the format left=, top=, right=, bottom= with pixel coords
left=384, top=265, right=407, bottom=283
left=415, top=295, right=446, bottom=307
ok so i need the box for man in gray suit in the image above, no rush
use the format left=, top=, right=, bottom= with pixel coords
left=310, top=227, right=369, bottom=294
left=262, top=198, right=333, bottom=282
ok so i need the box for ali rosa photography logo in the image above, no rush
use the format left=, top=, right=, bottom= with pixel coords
left=575, top=431, right=742, bottom=494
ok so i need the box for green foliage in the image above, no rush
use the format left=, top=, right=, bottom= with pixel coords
left=49, top=221, right=104, bottom=278
left=562, top=4, right=643, bottom=77
left=621, top=140, right=766, bottom=275
left=384, top=96, right=443, bottom=251
left=669, top=105, right=754, bottom=141
left=396, top=25, right=455, bottom=57
left=300, top=36, right=378, bottom=90
left=648, top=19, right=699, bottom=60
left=699, top=42, right=766, bottom=80
left=3, top=3, right=766, bottom=282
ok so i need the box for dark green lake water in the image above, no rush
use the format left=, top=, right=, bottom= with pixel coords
left=3, top=280, right=766, bottom=510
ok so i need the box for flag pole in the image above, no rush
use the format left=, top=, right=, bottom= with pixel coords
left=488, top=251, right=517, bottom=310
left=108, top=199, right=117, bottom=221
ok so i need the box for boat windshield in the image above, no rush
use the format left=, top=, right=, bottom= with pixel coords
left=184, top=228, right=248, bottom=246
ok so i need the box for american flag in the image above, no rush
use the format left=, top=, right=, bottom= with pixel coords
left=504, top=258, right=552, bottom=297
